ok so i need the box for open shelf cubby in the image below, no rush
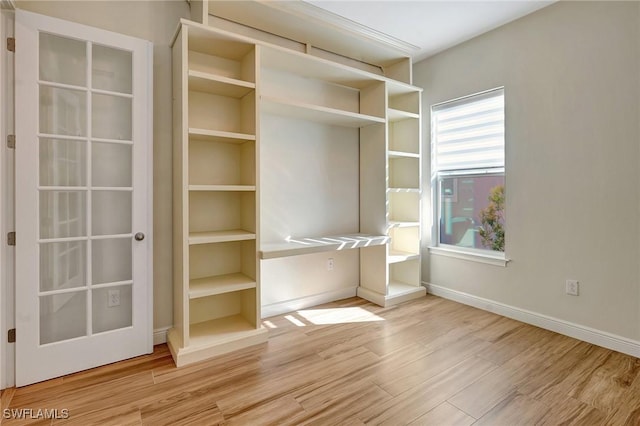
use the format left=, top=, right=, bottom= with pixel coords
left=189, top=137, right=255, bottom=187
left=189, top=240, right=256, bottom=299
left=389, top=157, right=420, bottom=189
left=388, top=118, right=419, bottom=155
left=188, top=191, right=255, bottom=235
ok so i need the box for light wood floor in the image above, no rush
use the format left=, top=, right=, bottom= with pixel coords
left=2, top=295, right=640, bottom=425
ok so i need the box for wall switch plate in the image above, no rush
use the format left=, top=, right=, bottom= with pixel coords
left=566, top=279, right=579, bottom=296
left=108, top=289, right=121, bottom=307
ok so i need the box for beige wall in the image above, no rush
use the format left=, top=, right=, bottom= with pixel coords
left=415, top=1, right=640, bottom=339
left=17, top=1, right=191, bottom=331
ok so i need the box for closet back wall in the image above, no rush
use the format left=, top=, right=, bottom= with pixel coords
left=259, top=114, right=361, bottom=313
left=17, top=0, right=191, bottom=333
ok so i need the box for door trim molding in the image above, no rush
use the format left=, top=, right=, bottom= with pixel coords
left=0, top=7, right=15, bottom=390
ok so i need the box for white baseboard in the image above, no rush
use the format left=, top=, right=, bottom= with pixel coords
left=261, top=287, right=358, bottom=319
left=424, top=282, right=640, bottom=358
left=153, top=326, right=170, bottom=346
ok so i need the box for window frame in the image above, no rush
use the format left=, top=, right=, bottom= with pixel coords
left=429, top=88, right=508, bottom=265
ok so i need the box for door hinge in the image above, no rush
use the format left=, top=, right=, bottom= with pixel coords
left=7, top=231, right=15, bottom=246
left=7, top=134, right=15, bottom=149
left=7, top=329, right=15, bottom=343
left=6, top=37, right=14, bottom=52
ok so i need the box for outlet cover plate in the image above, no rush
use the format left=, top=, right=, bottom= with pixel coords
left=566, top=279, right=579, bottom=296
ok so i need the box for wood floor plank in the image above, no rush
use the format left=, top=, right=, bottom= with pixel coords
left=473, top=391, right=547, bottom=425
left=448, top=326, right=584, bottom=420
left=359, top=355, right=497, bottom=425
left=53, top=405, right=141, bottom=426
left=476, top=323, right=558, bottom=365
left=569, top=350, right=640, bottom=413
left=448, top=365, right=520, bottom=420
left=139, top=385, right=223, bottom=425
left=470, top=315, right=524, bottom=342
left=25, top=372, right=155, bottom=418
left=224, top=395, right=304, bottom=426
left=408, top=401, right=476, bottom=426
left=374, top=335, right=493, bottom=396
left=3, top=295, right=640, bottom=426
left=536, top=395, right=605, bottom=425
left=215, top=346, right=380, bottom=418
left=295, top=375, right=389, bottom=412
left=294, top=384, right=390, bottom=426
left=1, top=387, right=16, bottom=413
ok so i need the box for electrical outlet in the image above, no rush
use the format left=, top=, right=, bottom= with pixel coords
left=327, top=258, right=334, bottom=271
left=566, top=279, right=579, bottom=296
left=108, top=289, right=121, bottom=307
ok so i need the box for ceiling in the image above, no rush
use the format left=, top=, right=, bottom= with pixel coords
left=306, top=1, right=554, bottom=62
left=207, top=0, right=554, bottom=69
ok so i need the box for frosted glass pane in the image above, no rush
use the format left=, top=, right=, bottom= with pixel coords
left=40, top=86, right=87, bottom=137
left=40, top=291, right=87, bottom=344
left=92, top=94, right=131, bottom=140
left=92, top=238, right=131, bottom=284
left=92, top=143, right=131, bottom=187
left=92, top=284, right=132, bottom=333
left=91, top=191, right=131, bottom=236
left=39, top=138, right=87, bottom=187
left=39, top=190, right=87, bottom=239
left=40, top=241, right=87, bottom=292
left=39, top=33, right=86, bottom=86
left=92, top=45, right=132, bottom=94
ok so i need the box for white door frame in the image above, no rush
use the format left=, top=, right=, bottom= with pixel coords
left=0, top=2, right=15, bottom=390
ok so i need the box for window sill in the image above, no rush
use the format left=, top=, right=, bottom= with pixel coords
left=428, top=246, right=510, bottom=267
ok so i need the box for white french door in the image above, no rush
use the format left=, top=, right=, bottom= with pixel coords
left=14, top=10, right=153, bottom=386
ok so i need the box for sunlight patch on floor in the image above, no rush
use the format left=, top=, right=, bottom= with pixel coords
left=262, top=320, right=277, bottom=329
left=284, top=315, right=306, bottom=327
left=296, top=307, right=385, bottom=325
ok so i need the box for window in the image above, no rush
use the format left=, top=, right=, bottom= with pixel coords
left=431, top=88, right=505, bottom=257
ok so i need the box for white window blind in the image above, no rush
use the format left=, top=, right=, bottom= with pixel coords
left=432, top=88, right=504, bottom=172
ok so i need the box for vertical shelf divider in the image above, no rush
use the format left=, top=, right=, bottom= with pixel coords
left=167, top=21, right=267, bottom=368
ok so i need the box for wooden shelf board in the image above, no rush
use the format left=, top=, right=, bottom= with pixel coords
left=388, top=80, right=423, bottom=97
left=188, top=70, right=255, bottom=98
left=388, top=250, right=420, bottom=264
left=261, top=96, right=385, bottom=128
left=388, top=150, right=420, bottom=159
left=261, top=46, right=381, bottom=90
left=189, top=128, right=255, bottom=144
left=388, top=221, right=420, bottom=229
left=189, top=315, right=257, bottom=348
left=260, top=233, right=390, bottom=260
left=387, top=187, right=420, bottom=193
left=189, top=230, right=256, bottom=245
left=189, top=273, right=256, bottom=299
left=388, top=108, right=419, bottom=122
left=188, top=185, right=255, bottom=192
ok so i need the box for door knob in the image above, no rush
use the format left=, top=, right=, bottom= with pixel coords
left=134, top=232, right=145, bottom=241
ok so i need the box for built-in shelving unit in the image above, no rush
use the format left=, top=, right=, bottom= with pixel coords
left=169, top=21, right=267, bottom=367
left=358, top=81, right=425, bottom=307
left=170, top=18, right=424, bottom=366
